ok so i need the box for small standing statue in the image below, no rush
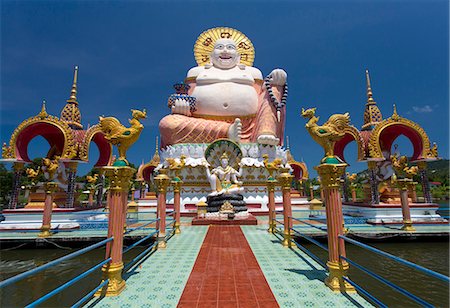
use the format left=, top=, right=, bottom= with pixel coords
left=203, top=152, right=243, bottom=196
left=99, top=109, right=147, bottom=166
left=301, top=107, right=350, bottom=164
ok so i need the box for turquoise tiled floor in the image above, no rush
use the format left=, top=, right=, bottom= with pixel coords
left=241, top=225, right=372, bottom=308
left=87, top=226, right=208, bottom=308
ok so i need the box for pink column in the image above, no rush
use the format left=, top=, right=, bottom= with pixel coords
left=278, top=169, right=293, bottom=247
left=398, top=180, right=415, bottom=232
left=316, top=164, right=355, bottom=293
left=154, top=170, right=171, bottom=248
left=88, top=190, right=95, bottom=206
left=96, top=166, right=134, bottom=297
left=267, top=179, right=277, bottom=233
left=38, top=182, right=58, bottom=238
left=351, top=187, right=357, bottom=202
left=172, top=180, right=182, bottom=234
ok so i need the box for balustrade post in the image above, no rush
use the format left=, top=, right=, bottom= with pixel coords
left=278, top=168, right=293, bottom=247
left=154, top=170, right=171, bottom=248
left=38, top=182, right=58, bottom=238
left=96, top=166, right=134, bottom=297
left=8, top=162, right=25, bottom=209
left=367, top=161, right=380, bottom=204
left=64, top=162, right=78, bottom=208
left=266, top=179, right=277, bottom=233
left=316, top=163, right=355, bottom=293
left=418, top=161, right=432, bottom=203
left=172, top=179, right=182, bottom=234
left=309, top=185, right=314, bottom=200
left=397, top=179, right=415, bottom=232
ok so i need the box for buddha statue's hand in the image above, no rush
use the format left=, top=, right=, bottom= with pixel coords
left=269, top=69, right=287, bottom=86
left=171, top=98, right=191, bottom=116
left=257, top=134, right=280, bottom=146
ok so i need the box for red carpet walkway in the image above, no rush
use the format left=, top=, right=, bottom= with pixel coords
left=178, top=226, right=279, bottom=308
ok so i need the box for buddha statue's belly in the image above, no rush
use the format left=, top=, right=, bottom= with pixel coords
left=192, top=82, right=258, bottom=117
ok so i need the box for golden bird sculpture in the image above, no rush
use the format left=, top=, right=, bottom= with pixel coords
left=42, top=156, right=60, bottom=180
left=262, top=154, right=283, bottom=179
left=346, top=172, right=357, bottom=183
left=301, top=107, right=350, bottom=164
left=26, top=168, right=40, bottom=179
left=86, top=173, right=99, bottom=184
left=166, top=154, right=186, bottom=180
left=390, top=154, right=418, bottom=179
left=99, top=109, right=147, bottom=166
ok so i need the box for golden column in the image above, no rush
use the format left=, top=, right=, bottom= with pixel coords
left=95, top=109, right=145, bottom=296
left=38, top=182, right=59, bottom=238
left=154, top=169, right=171, bottom=248
left=96, top=166, right=135, bottom=296
left=266, top=179, right=278, bottom=233
left=391, top=155, right=417, bottom=232
left=397, top=179, right=415, bottom=232
left=171, top=179, right=182, bottom=234
left=278, top=167, right=294, bottom=247
left=301, top=107, right=355, bottom=293
left=316, top=164, right=355, bottom=292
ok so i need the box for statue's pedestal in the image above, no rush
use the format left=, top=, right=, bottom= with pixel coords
left=192, top=212, right=257, bottom=225
left=24, top=191, right=74, bottom=208
left=207, top=193, right=247, bottom=212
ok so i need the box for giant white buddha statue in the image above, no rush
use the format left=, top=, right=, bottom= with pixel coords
left=159, top=27, right=288, bottom=148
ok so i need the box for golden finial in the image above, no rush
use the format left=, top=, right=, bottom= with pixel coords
left=392, top=104, right=400, bottom=121
left=221, top=152, right=229, bottom=160
left=39, top=100, right=48, bottom=119
left=67, top=66, right=78, bottom=103
left=366, top=69, right=374, bottom=104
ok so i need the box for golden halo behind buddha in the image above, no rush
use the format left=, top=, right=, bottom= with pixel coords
left=194, top=27, right=255, bottom=67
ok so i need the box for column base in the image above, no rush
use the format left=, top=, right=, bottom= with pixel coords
left=174, top=222, right=181, bottom=234
left=401, top=221, right=416, bottom=232
left=325, top=261, right=356, bottom=293
left=95, top=262, right=126, bottom=297
left=157, top=236, right=167, bottom=249
left=267, top=221, right=276, bottom=233
left=38, top=225, right=52, bottom=238
left=282, top=230, right=293, bottom=247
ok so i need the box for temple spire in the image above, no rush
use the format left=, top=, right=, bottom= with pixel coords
left=39, top=100, right=48, bottom=118
left=60, top=66, right=83, bottom=129
left=366, top=69, right=374, bottom=104
left=67, top=66, right=78, bottom=103
left=149, top=136, right=160, bottom=165
left=362, top=69, right=383, bottom=131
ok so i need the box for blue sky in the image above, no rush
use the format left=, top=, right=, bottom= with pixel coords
left=1, top=0, right=448, bottom=177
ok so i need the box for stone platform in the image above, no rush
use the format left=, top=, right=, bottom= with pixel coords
left=191, top=214, right=257, bottom=225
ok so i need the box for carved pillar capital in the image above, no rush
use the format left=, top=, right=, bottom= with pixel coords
left=266, top=179, right=277, bottom=192
left=277, top=168, right=293, bottom=190
left=155, top=169, right=171, bottom=193
left=314, top=164, right=347, bottom=189
left=102, top=166, right=136, bottom=193
left=171, top=179, right=183, bottom=192
left=44, top=182, right=59, bottom=194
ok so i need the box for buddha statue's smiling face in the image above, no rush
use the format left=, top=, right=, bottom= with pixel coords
left=210, top=38, right=240, bottom=69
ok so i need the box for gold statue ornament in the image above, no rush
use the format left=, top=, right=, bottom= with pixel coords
left=390, top=154, right=418, bottom=179
left=99, top=109, right=147, bottom=166
left=262, top=154, right=283, bottom=179
left=301, top=107, right=350, bottom=164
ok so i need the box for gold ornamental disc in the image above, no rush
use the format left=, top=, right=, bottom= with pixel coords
left=194, top=27, right=255, bottom=67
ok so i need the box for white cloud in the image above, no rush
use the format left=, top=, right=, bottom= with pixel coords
left=412, top=105, right=433, bottom=113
